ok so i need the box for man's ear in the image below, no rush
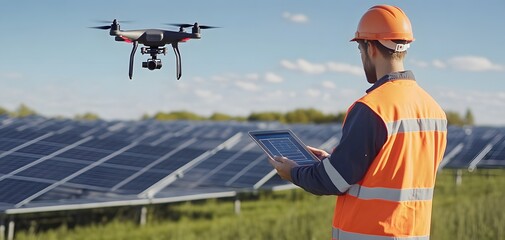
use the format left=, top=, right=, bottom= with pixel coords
left=368, top=42, right=378, bottom=58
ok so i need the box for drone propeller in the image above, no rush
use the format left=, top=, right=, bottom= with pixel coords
left=90, top=19, right=131, bottom=30
left=90, top=25, right=111, bottom=30
left=166, top=23, right=219, bottom=29
left=95, top=20, right=133, bottom=24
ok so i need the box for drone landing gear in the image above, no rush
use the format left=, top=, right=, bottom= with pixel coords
left=127, top=44, right=183, bottom=80
left=129, top=41, right=138, bottom=80
left=172, top=42, right=182, bottom=80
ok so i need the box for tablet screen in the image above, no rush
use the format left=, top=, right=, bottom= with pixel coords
left=249, top=130, right=318, bottom=165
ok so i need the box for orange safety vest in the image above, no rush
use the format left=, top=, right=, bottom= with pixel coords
left=332, top=79, right=447, bottom=240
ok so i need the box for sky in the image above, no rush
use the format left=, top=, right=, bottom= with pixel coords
left=1, top=0, right=504, bottom=126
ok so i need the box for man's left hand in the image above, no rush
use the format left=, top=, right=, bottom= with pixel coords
left=268, top=156, right=299, bottom=182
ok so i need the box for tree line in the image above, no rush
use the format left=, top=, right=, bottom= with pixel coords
left=1, top=103, right=475, bottom=126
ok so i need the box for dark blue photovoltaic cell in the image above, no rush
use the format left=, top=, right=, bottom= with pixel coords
left=56, top=148, right=111, bottom=162
left=118, top=170, right=168, bottom=193
left=480, top=137, right=505, bottom=167
left=80, top=139, right=129, bottom=152
left=0, top=129, right=46, bottom=140
left=196, top=151, right=237, bottom=169
left=15, top=159, right=87, bottom=180
left=153, top=149, right=206, bottom=171
left=126, top=145, right=174, bottom=157
left=17, top=143, right=63, bottom=156
left=106, top=153, right=158, bottom=168
left=261, top=174, right=288, bottom=188
left=446, top=137, right=494, bottom=168
left=43, top=133, right=84, bottom=144
left=69, top=166, right=136, bottom=188
left=0, top=178, right=50, bottom=204
left=0, top=139, right=25, bottom=151
left=0, top=154, right=39, bottom=174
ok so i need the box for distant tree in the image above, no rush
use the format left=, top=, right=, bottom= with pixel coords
left=334, top=112, right=346, bottom=123
left=285, top=109, right=310, bottom=123
left=446, top=111, right=464, bottom=126
left=154, top=111, right=204, bottom=121
left=75, top=112, right=100, bottom=121
left=209, top=112, right=233, bottom=121
left=140, top=113, right=151, bottom=120
left=464, top=108, right=475, bottom=126
left=247, top=112, right=285, bottom=122
left=0, top=106, right=8, bottom=115
left=315, top=112, right=346, bottom=124
left=13, top=104, right=36, bottom=117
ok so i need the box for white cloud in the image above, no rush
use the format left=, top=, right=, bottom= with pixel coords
left=211, top=75, right=229, bottom=83
left=194, top=89, right=222, bottom=101
left=432, top=59, right=446, bottom=69
left=245, top=73, right=260, bottom=80
left=447, top=56, right=503, bottom=72
left=327, top=62, right=363, bottom=76
left=411, top=56, right=503, bottom=72
left=280, top=60, right=297, bottom=70
left=282, top=12, right=309, bottom=23
left=0, top=72, right=24, bottom=80
left=281, top=59, right=363, bottom=76
left=280, top=59, right=326, bottom=74
left=305, top=88, right=320, bottom=98
left=192, top=76, right=206, bottom=83
left=435, top=89, right=505, bottom=125
left=235, top=81, right=259, bottom=92
left=321, top=81, right=336, bottom=89
left=410, top=59, right=429, bottom=68
left=264, top=72, right=284, bottom=83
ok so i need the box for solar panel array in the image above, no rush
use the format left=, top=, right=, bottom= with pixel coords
left=0, top=115, right=504, bottom=213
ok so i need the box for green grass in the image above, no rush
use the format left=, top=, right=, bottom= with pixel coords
left=15, top=169, right=505, bottom=240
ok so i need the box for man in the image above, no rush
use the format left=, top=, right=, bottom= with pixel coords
left=268, top=5, right=447, bottom=240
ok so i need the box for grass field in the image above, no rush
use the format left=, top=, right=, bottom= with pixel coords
left=15, top=169, right=505, bottom=240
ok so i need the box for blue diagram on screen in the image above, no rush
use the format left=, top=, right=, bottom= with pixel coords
left=256, top=132, right=316, bottom=165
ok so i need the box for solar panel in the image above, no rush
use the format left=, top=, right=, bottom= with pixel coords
left=15, top=159, right=87, bottom=181
left=0, top=116, right=503, bottom=216
left=105, top=153, right=159, bottom=168
left=445, top=127, right=501, bottom=168
left=0, top=139, right=25, bottom=151
left=16, top=142, right=63, bottom=156
left=154, top=148, right=207, bottom=171
left=0, top=178, right=51, bottom=205
left=69, top=165, right=137, bottom=188
left=56, top=148, right=112, bottom=162
left=0, top=155, right=39, bottom=174
left=117, top=170, right=170, bottom=193
left=480, top=134, right=505, bottom=168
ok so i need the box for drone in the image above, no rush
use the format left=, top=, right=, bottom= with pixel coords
left=91, top=19, right=217, bottom=80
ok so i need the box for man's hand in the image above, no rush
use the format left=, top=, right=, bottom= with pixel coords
left=306, top=146, right=330, bottom=161
left=268, top=156, right=299, bottom=182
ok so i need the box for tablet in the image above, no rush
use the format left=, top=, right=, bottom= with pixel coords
left=248, top=129, right=319, bottom=165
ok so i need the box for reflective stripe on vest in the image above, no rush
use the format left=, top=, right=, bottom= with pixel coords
left=323, top=158, right=351, bottom=193
left=347, top=185, right=433, bottom=202
left=333, top=228, right=430, bottom=240
left=386, top=119, right=447, bottom=136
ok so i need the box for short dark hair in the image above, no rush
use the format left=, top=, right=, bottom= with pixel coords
left=357, top=40, right=407, bottom=60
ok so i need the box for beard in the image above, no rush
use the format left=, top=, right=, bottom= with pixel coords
left=363, top=55, right=377, bottom=84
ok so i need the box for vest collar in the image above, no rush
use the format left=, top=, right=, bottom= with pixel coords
left=366, top=70, right=416, bottom=93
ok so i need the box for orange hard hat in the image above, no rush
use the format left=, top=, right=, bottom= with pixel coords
left=351, top=5, right=414, bottom=42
